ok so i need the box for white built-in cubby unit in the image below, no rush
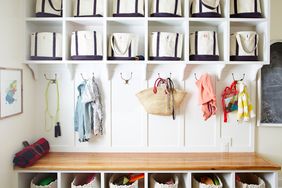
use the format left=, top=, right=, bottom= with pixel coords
left=16, top=171, right=279, bottom=188
left=23, top=0, right=270, bottom=80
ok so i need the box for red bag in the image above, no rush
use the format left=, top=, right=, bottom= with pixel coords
left=13, top=138, right=50, bottom=168
left=222, top=81, right=239, bottom=123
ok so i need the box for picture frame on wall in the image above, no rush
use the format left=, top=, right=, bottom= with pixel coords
left=258, top=40, right=282, bottom=127
left=0, top=68, right=23, bottom=119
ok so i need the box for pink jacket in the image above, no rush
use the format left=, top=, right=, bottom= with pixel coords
left=196, top=74, right=217, bottom=121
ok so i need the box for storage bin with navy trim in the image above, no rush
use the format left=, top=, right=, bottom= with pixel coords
left=190, top=31, right=219, bottom=61
left=230, top=0, right=262, bottom=18
left=73, top=0, right=103, bottom=17
left=30, top=32, right=62, bottom=60
left=36, top=0, right=62, bottom=17
left=149, top=32, right=183, bottom=61
left=150, top=0, right=182, bottom=17
left=190, top=0, right=222, bottom=17
left=112, top=0, right=144, bottom=17
left=71, top=31, right=103, bottom=60
left=230, top=31, right=259, bottom=61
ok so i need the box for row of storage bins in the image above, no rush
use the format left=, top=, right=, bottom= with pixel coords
left=29, top=173, right=266, bottom=188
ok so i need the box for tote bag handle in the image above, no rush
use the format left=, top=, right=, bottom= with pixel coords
left=236, top=33, right=259, bottom=54
left=48, top=0, right=62, bottom=11
left=110, top=34, right=133, bottom=56
left=201, top=0, right=220, bottom=9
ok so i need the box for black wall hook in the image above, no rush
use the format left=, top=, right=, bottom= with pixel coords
left=194, top=73, right=199, bottom=81
left=120, top=72, right=133, bottom=84
left=232, top=73, right=245, bottom=81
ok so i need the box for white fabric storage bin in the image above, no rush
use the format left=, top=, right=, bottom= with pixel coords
left=109, top=174, right=138, bottom=188
left=192, top=175, right=223, bottom=188
left=230, top=31, right=259, bottom=61
left=190, top=0, right=221, bottom=17
left=71, top=174, right=100, bottom=188
left=108, top=33, right=141, bottom=60
left=30, top=32, right=62, bottom=60
left=150, top=0, right=182, bottom=17
left=73, top=0, right=103, bottom=17
left=149, top=32, right=183, bottom=61
left=150, top=174, right=179, bottom=188
left=71, top=31, right=103, bottom=60
left=190, top=31, right=219, bottom=61
left=35, top=0, right=62, bottom=17
left=112, top=0, right=144, bottom=17
left=230, top=0, right=262, bottom=18
left=30, top=174, right=57, bottom=188
left=236, top=174, right=265, bottom=188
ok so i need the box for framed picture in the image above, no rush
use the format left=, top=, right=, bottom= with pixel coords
left=258, top=40, right=282, bottom=127
left=0, top=68, right=23, bottom=119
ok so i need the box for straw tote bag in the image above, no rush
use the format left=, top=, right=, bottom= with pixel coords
left=136, top=78, right=186, bottom=119
left=108, top=33, right=140, bottom=60
left=73, top=0, right=103, bottom=17
left=71, top=31, right=103, bottom=60
left=149, top=32, right=183, bottom=61
left=230, top=31, right=259, bottom=61
left=190, top=31, right=219, bottom=61
left=112, top=0, right=144, bottom=17
left=150, top=0, right=182, bottom=17
left=36, top=0, right=62, bottom=17
left=30, top=32, right=62, bottom=60
left=230, top=0, right=262, bottom=18
left=190, top=0, right=221, bottom=17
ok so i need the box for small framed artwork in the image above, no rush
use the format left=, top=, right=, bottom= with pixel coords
left=0, top=68, right=23, bottom=119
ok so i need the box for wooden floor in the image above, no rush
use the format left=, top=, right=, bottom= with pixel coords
left=15, top=152, right=281, bottom=171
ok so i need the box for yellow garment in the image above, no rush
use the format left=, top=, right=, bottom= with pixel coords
left=237, top=81, right=255, bottom=122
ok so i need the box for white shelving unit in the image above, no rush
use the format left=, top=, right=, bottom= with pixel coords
left=23, top=0, right=270, bottom=80
left=17, top=171, right=278, bottom=188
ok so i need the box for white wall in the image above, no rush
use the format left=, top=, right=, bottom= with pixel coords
left=0, top=0, right=35, bottom=187
left=256, top=0, right=282, bottom=186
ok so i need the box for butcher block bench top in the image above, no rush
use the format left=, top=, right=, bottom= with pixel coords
left=15, top=152, right=281, bottom=171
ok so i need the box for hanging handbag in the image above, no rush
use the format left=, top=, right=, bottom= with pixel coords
left=149, top=32, right=183, bottom=61
left=190, top=0, right=221, bottom=17
left=30, top=32, right=62, bottom=60
left=71, top=31, right=103, bottom=60
left=108, top=33, right=142, bottom=60
left=13, top=138, right=50, bottom=168
left=221, top=81, right=239, bottom=123
left=190, top=31, right=219, bottom=61
left=150, top=0, right=182, bottom=17
left=230, top=31, right=259, bottom=61
left=136, top=77, right=187, bottom=120
left=112, top=0, right=144, bottom=17
left=230, top=0, right=262, bottom=18
left=73, top=0, right=103, bottom=17
left=35, top=0, right=62, bottom=17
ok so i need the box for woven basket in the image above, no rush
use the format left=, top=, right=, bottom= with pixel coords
left=236, top=174, right=265, bottom=188
left=150, top=174, right=179, bottom=188
left=71, top=174, right=100, bottom=188
left=192, top=175, right=223, bottom=188
left=30, top=174, right=57, bottom=188
left=109, top=174, right=138, bottom=188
